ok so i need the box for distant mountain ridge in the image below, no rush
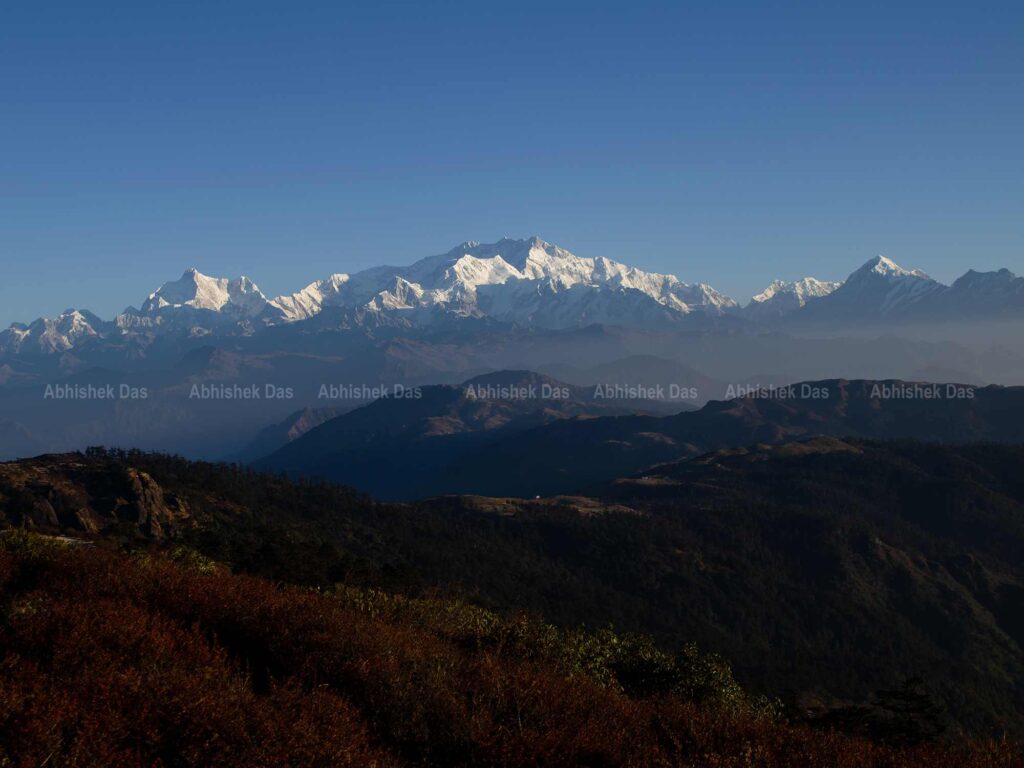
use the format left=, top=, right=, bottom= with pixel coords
left=444, top=377, right=1024, bottom=498
left=255, top=377, right=1024, bottom=498
left=4, top=238, right=1023, bottom=358
left=251, top=369, right=675, bottom=498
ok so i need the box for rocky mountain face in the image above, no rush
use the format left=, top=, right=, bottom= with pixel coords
left=0, top=453, right=189, bottom=538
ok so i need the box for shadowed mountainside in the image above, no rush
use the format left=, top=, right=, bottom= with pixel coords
left=258, top=378, right=1024, bottom=498
left=253, top=370, right=680, bottom=498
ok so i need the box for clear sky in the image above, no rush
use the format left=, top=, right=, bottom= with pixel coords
left=2, top=0, right=1022, bottom=326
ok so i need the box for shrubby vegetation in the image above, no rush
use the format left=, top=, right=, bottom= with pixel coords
left=330, top=585, right=757, bottom=710
left=1, top=533, right=1019, bottom=767
left=3, top=443, right=1024, bottom=741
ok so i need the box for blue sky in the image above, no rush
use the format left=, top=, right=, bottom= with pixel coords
left=2, top=0, right=1022, bottom=325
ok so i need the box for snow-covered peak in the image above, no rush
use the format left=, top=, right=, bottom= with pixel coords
left=409, top=237, right=584, bottom=287
left=141, top=269, right=268, bottom=317
left=751, top=280, right=787, bottom=303
left=795, top=254, right=944, bottom=320
left=751, top=277, right=842, bottom=305
left=0, top=308, right=108, bottom=355
left=851, top=255, right=931, bottom=281
left=268, top=273, right=351, bottom=322
left=745, top=277, right=842, bottom=320
left=381, top=237, right=737, bottom=321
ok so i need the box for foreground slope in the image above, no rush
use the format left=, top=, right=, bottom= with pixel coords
left=2, top=442, right=1024, bottom=736
left=4, top=536, right=1018, bottom=767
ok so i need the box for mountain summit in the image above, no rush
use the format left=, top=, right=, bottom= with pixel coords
left=745, top=277, right=842, bottom=319
left=140, top=269, right=269, bottom=318
left=792, top=255, right=946, bottom=323
left=856, top=254, right=930, bottom=279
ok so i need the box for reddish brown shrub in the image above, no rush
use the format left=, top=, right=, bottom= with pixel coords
left=0, top=538, right=1019, bottom=767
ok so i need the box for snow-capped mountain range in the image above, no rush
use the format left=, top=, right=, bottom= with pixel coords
left=262, top=236, right=738, bottom=324
left=2, top=237, right=1022, bottom=357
